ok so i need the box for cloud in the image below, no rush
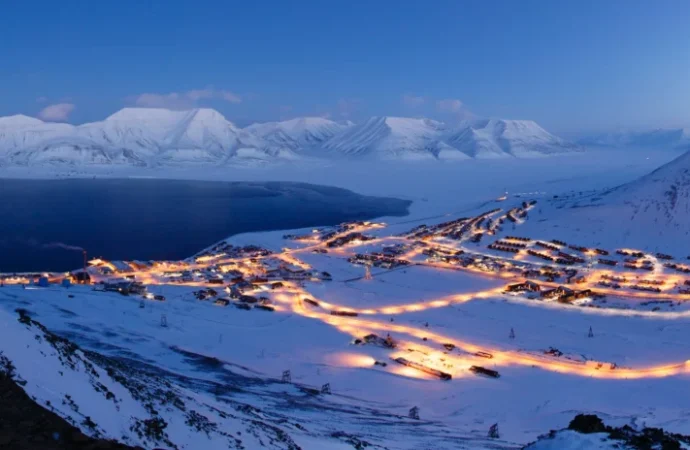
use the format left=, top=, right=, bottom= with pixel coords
left=336, top=98, right=361, bottom=118
left=38, top=103, right=75, bottom=121
left=402, top=94, right=426, bottom=108
left=435, top=98, right=475, bottom=121
left=436, top=98, right=464, bottom=113
left=35, top=96, right=48, bottom=103
left=277, top=105, right=294, bottom=120
left=219, top=91, right=242, bottom=103
left=134, top=93, right=183, bottom=108
left=131, top=87, right=242, bottom=109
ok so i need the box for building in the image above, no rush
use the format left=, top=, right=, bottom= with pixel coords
left=506, top=281, right=541, bottom=293
left=541, top=286, right=573, bottom=299
left=71, top=271, right=91, bottom=284
left=103, top=281, right=146, bottom=296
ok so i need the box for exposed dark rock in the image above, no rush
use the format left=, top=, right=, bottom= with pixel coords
left=0, top=376, right=140, bottom=450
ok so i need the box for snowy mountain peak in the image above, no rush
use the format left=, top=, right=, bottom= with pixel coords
left=0, top=114, right=45, bottom=128
left=368, top=116, right=445, bottom=130
left=280, top=116, right=335, bottom=128
left=105, top=107, right=235, bottom=127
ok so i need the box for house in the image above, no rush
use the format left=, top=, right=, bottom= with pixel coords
left=541, top=286, right=573, bottom=299
left=560, top=289, right=592, bottom=303
left=330, top=310, right=358, bottom=317
left=71, top=271, right=91, bottom=284
left=129, top=282, right=147, bottom=295
left=254, top=304, right=275, bottom=312
left=506, top=281, right=541, bottom=293
left=228, top=280, right=254, bottom=297
left=110, top=261, right=133, bottom=273
left=37, top=277, right=50, bottom=288
left=239, top=295, right=258, bottom=304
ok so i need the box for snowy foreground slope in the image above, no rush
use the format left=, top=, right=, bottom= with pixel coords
left=0, top=307, right=310, bottom=449
left=0, top=108, right=580, bottom=166
left=0, top=284, right=519, bottom=450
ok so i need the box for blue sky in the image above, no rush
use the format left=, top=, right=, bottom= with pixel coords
left=2, top=1, right=690, bottom=132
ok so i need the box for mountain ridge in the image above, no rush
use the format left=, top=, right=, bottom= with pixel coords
left=0, top=107, right=581, bottom=166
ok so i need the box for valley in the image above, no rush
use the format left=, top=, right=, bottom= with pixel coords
left=3, top=111, right=690, bottom=449
left=5, top=162, right=690, bottom=447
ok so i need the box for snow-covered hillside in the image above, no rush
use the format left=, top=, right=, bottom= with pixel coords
left=518, top=149, right=690, bottom=254
left=0, top=308, right=305, bottom=449
left=0, top=108, right=581, bottom=167
left=578, top=128, right=690, bottom=150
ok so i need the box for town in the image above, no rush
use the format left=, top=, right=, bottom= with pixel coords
left=5, top=197, right=690, bottom=385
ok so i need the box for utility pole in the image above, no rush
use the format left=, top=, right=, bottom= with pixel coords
left=488, top=423, right=500, bottom=439
left=509, top=327, right=515, bottom=339
left=82, top=250, right=88, bottom=284
left=409, top=407, right=419, bottom=420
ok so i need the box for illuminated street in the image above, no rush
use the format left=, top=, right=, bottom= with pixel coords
left=7, top=199, right=690, bottom=385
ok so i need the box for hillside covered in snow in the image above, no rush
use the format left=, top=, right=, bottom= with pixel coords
left=0, top=108, right=581, bottom=167
left=518, top=148, right=690, bottom=254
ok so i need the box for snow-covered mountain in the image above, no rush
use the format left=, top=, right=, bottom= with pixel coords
left=245, top=117, right=350, bottom=152
left=445, top=119, right=579, bottom=158
left=321, top=116, right=461, bottom=160
left=578, top=128, right=690, bottom=150
left=0, top=108, right=581, bottom=167
left=322, top=117, right=580, bottom=160
left=0, top=108, right=293, bottom=167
